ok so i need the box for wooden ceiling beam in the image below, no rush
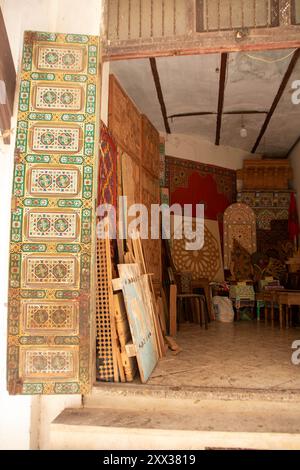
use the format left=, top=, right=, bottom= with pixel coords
left=215, top=52, right=228, bottom=146
left=168, top=110, right=268, bottom=119
left=251, top=48, right=300, bottom=154
left=149, top=57, right=171, bottom=134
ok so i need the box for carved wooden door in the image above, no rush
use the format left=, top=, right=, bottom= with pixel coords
left=8, top=32, right=99, bottom=394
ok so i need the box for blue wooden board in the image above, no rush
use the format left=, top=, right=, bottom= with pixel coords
left=118, top=264, right=158, bottom=383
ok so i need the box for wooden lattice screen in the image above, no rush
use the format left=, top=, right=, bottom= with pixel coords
left=96, top=238, right=116, bottom=382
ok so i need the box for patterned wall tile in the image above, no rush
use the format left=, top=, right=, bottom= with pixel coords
left=33, top=84, right=84, bottom=111
left=35, top=45, right=85, bottom=72
left=25, top=210, right=79, bottom=240
left=28, top=167, right=81, bottom=196
left=19, top=348, right=78, bottom=380
left=21, top=300, right=79, bottom=334
left=8, top=32, right=98, bottom=396
left=23, top=255, right=79, bottom=288
left=29, top=124, right=82, bottom=153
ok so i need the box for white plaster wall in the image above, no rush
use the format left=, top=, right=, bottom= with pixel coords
left=164, top=133, right=261, bottom=171
left=289, top=142, right=300, bottom=220
left=0, top=0, right=102, bottom=450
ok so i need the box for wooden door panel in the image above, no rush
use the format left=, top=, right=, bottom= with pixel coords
left=8, top=32, right=99, bottom=395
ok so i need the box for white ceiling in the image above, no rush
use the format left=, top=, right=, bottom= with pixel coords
left=110, top=48, right=300, bottom=157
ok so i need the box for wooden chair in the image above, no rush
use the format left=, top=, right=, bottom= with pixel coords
left=172, top=270, right=209, bottom=330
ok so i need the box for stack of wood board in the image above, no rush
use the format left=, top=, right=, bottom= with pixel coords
left=96, top=220, right=137, bottom=383
left=109, top=74, right=161, bottom=289
left=117, top=264, right=159, bottom=383
left=114, top=292, right=137, bottom=382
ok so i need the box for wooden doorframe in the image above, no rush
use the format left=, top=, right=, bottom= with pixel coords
left=102, top=26, right=300, bottom=62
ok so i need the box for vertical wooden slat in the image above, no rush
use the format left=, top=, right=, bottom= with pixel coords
left=169, top=284, right=177, bottom=337
left=241, top=0, right=245, bottom=27
left=129, top=0, right=141, bottom=39
left=151, top=0, right=154, bottom=37
left=119, top=0, right=130, bottom=40
left=184, top=0, right=195, bottom=34
left=266, top=0, right=270, bottom=24
left=117, top=0, right=120, bottom=39
left=206, top=0, right=210, bottom=31
left=196, top=0, right=205, bottom=31
left=279, top=0, right=291, bottom=25
left=140, top=0, right=152, bottom=38
left=106, top=0, right=279, bottom=40
left=103, top=0, right=109, bottom=39
left=152, top=0, right=163, bottom=38
left=139, top=0, right=142, bottom=36
left=164, top=0, right=175, bottom=36
left=107, top=0, right=119, bottom=40
left=291, top=0, right=297, bottom=23
left=173, top=0, right=177, bottom=35
left=175, top=0, right=190, bottom=36
left=128, top=0, right=131, bottom=39
left=229, top=0, right=233, bottom=29
left=219, top=0, right=230, bottom=30
left=162, top=0, right=165, bottom=36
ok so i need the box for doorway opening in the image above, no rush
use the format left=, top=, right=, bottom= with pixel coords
left=95, top=47, right=300, bottom=394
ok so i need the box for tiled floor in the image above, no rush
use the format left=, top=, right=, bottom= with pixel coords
left=148, top=322, right=300, bottom=390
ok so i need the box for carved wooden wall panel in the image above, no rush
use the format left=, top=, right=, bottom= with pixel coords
left=109, top=75, right=162, bottom=290
left=108, top=74, right=141, bottom=161
left=141, top=114, right=160, bottom=179
left=170, top=218, right=224, bottom=283
left=141, top=170, right=162, bottom=288
left=223, top=203, right=257, bottom=270
left=8, top=32, right=99, bottom=395
left=237, top=159, right=292, bottom=190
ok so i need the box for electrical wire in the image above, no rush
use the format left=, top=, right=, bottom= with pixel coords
left=244, top=49, right=297, bottom=64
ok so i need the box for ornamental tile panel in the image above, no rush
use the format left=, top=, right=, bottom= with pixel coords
left=19, top=348, right=78, bottom=380
left=23, top=255, right=79, bottom=288
left=33, top=84, right=84, bottom=111
left=28, top=167, right=81, bottom=196
left=8, top=30, right=98, bottom=396
left=25, top=210, right=79, bottom=241
left=29, top=124, right=82, bottom=153
left=35, top=45, right=85, bottom=72
left=21, top=300, right=79, bottom=335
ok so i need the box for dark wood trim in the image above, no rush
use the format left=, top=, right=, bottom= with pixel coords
left=215, top=53, right=228, bottom=146
left=271, top=0, right=280, bottom=27
left=149, top=57, right=171, bottom=134
left=252, top=48, right=300, bottom=153
left=291, top=0, right=299, bottom=25
left=102, top=26, right=300, bottom=62
left=168, top=110, right=268, bottom=119
left=287, top=134, right=300, bottom=157
left=195, top=0, right=204, bottom=33
left=186, top=0, right=195, bottom=35
left=279, top=0, right=292, bottom=25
